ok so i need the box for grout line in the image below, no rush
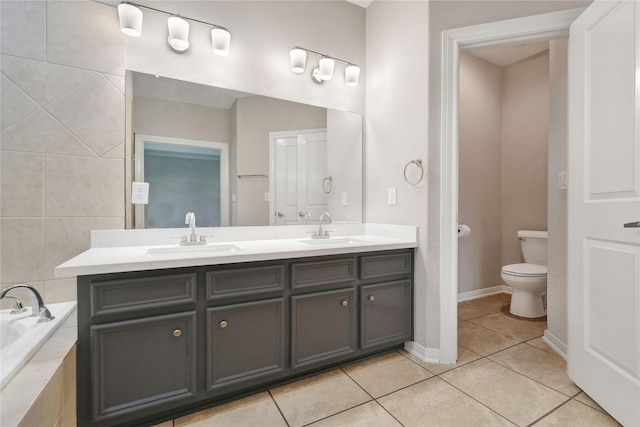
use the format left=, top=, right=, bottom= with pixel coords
left=267, top=390, right=291, bottom=427
left=526, top=398, right=574, bottom=427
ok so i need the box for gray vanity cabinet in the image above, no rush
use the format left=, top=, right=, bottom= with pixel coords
left=90, top=311, right=197, bottom=422
left=77, top=249, right=413, bottom=427
left=291, top=288, right=357, bottom=368
left=206, top=298, right=286, bottom=390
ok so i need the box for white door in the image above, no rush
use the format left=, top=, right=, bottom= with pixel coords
left=568, top=1, right=640, bottom=425
left=270, top=130, right=327, bottom=225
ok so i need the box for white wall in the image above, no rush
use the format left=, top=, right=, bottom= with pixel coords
left=458, top=53, right=503, bottom=295
left=124, top=1, right=365, bottom=113
left=547, top=39, right=569, bottom=346
left=369, top=0, right=590, bottom=355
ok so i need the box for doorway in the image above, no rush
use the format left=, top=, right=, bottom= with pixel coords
left=439, top=8, right=584, bottom=364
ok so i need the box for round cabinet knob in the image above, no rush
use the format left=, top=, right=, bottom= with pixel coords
left=341, top=300, right=349, bottom=307
left=219, top=320, right=228, bottom=328
left=368, top=295, right=375, bottom=302
left=173, top=329, right=182, bottom=337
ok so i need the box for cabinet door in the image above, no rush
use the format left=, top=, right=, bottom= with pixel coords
left=206, top=298, right=285, bottom=390
left=361, top=280, right=412, bottom=349
left=291, top=288, right=356, bottom=368
left=91, top=311, right=196, bottom=422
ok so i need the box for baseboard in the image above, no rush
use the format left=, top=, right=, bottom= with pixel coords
left=543, top=330, right=567, bottom=360
left=404, top=341, right=440, bottom=364
left=458, top=285, right=510, bottom=302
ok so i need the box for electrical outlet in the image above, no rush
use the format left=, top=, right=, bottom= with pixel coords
left=132, top=182, right=149, bottom=204
left=341, top=192, right=348, bottom=206
left=388, top=187, right=397, bottom=205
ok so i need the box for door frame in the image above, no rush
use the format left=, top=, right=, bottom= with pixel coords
left=134, top=134, right=230, bottom=228
left=439, top=8, right=584, bottom=364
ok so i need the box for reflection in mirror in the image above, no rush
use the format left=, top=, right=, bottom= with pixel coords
left=126, top=71, right=362, bottom=228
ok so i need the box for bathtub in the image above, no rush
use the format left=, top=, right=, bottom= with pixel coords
left=0, top=301, right=77, bottom=390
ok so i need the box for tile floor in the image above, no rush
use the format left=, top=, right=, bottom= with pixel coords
left=155, top=293, right=621, bottom=427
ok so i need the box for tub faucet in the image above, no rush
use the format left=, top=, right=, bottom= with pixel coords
left=0, top=284, right=54, bottom=322
left=312, top=212, right=332, bottom=239
left=3, top=295, right=28, bottom=314
left=181, top=212, right=206, bottom=246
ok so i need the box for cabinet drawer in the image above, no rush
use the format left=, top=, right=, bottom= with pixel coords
left=90, top=311, right=197, bottom=421
left=206, top=265, right=284, bottom=300
left=206, top=298, right=285, bottom=390
left=291, top=288, right=356, bottom=368
left=360, top=252, right=412, bottom=280
left=291, top=258, right=357, bottom=290
left=360, top=280, right=412, bottom=349
left=90, top=273, right=196, bottom=317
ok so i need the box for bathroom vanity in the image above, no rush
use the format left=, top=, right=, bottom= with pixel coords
left=57, top=224, right=417, bottom=426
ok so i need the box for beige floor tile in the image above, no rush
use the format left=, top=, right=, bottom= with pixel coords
left=174, top=392, right=285, bottom=427
left=534, top=400, right=621, bottom=426
left=151, top=422, right=173, bottom=427
left=525, top=337, right=559, bottom=356
left=379, top=376, right=515, bottom=426
left=400, top=346, right=482, bottom=375
left=574, top=391, right=607, bottom=413
left=488, top=344, right=580, bottom=396
left=466, top=293, right=512, bottom=312
left=309, top=401, right=401, bottom=427
left=470, top=311, right=547, bottom=342
left=440, top=358, right=569, bottom=426
left=343, top=352, right=433, bottom=398
left=270, top=369, right=371, bottom=427
left=458, top=301, right=499, bottom=321
left=458, top=321, right=520, bottom=356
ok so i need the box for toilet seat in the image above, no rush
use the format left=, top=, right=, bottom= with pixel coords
left=501, top=263, right=547, bottom=278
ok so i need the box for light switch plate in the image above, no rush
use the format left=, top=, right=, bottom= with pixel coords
left=132, top=182, right=149, bottom=204
left=558, top=171, right=568, bottom=190
left=388, top=187, right=397, bottom=205
left=341, top=192, right=348, bottom=206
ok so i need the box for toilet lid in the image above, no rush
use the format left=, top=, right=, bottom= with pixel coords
left=502, top=263, right=547, bottom=277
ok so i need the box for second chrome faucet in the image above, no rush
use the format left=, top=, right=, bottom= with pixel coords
left=180, top=212, right=207, bottom=246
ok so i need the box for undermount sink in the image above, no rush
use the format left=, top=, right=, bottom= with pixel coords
left=146, top=244, right=242, bottom=257
left=299, top=237, right=366, bottom=246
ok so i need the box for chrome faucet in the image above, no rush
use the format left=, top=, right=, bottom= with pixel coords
left=3, top=295, right=28, bottom=314
left=181, top=212, right=206, bottom=246
left=0, top=284, right=54, bottom=322
left=302, top=211, right=312, bottom=224
left=312, top=211, right=332, bottom=239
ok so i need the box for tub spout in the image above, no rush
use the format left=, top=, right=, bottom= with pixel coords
left=0, top=284, right=54, bottom=323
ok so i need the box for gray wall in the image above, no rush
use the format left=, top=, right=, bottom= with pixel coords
left=458, top=53, right=503, bottom=295
left=501, top=52, right=549, bottom=266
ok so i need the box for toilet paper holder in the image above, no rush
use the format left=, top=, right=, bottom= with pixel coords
left=458, top=224, right=471, bottom=237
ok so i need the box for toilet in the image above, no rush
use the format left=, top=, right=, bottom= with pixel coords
left=501, top=230, right=548, bottom=318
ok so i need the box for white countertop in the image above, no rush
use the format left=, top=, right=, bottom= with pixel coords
left=55, top=223, right=418, bottom=277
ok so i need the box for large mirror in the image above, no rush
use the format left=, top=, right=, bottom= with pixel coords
left=125, top=71, right=363, bottom=228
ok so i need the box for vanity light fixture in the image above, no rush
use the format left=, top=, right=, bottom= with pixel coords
left=290, top=46, right=360, bottom=87
left=117, top=1, right=231, bottom=55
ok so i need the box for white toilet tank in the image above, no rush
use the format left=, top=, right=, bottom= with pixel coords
left=518, top=230, right=548, bottom=266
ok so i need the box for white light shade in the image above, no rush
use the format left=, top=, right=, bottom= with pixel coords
left=290, top=48, right=307, bottom=73
left=167, top=16, right=190, bottom=52
left=318, top=57, right=335, bottom=80
left=345, top=64, right=360, bottom=87
left=211, top=28, right=231, bottom=56
left=118, top=2, right=143, bottom=37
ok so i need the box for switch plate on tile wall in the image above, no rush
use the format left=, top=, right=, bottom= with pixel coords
left=132, top=182, right=149, bottom=204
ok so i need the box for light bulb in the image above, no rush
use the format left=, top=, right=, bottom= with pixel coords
left=345, top=64, right=360, bottom=87
left=118, top=2, right=143, bottom=37
left=211, top=27, right=231, bottom=56
left=167, top=16, right=190, bottom=52
left=290, top=48, right=307, bottom=73
left=318, top=57, right=335, bottom=81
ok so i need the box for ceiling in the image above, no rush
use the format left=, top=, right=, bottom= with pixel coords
left=466, top=41, right=549, bottom=68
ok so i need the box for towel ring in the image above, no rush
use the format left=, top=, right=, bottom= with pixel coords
left=322, top=176, right=333, bottom=194
left=403, top=159, right=424, bottom=185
